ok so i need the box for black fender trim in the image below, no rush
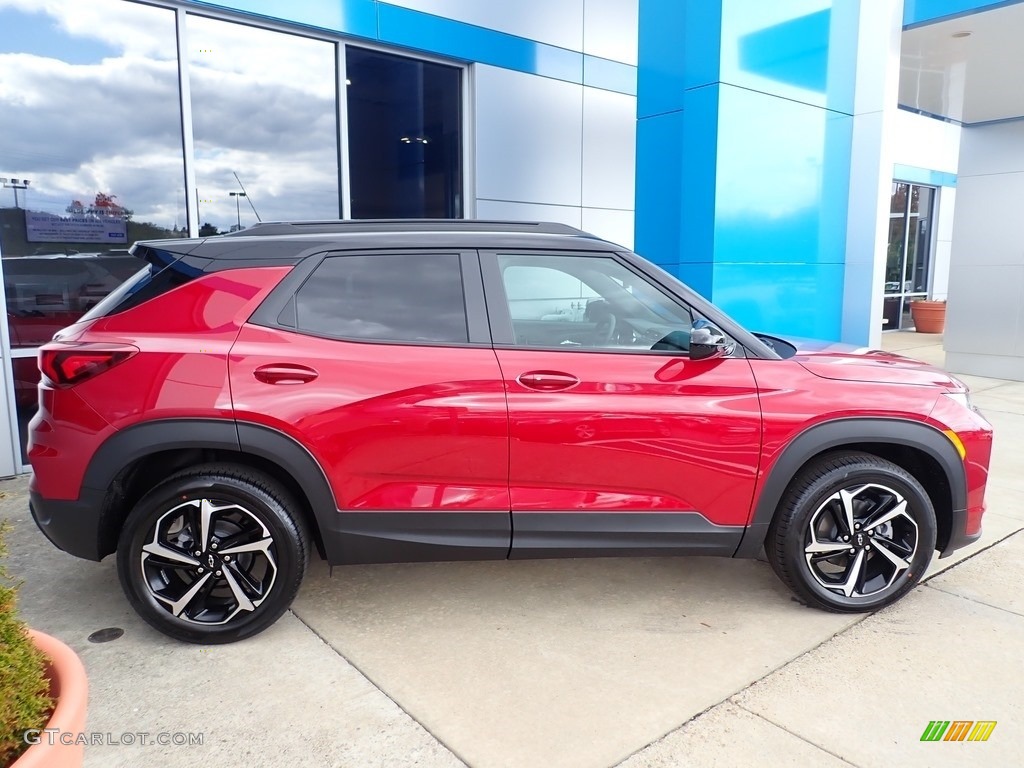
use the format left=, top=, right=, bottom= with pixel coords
left=733, top=418, right=967, bottom=559
left=233, top=422, right=338, bottom=514
left=80, top=419, right=340, bottom=560
left=82, top=418, right=241, bottom=490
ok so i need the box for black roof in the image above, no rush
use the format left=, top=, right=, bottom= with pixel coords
left=132, top=219, right=621, bottom=271
left=221, top=219, right=586, bottom=237
left=128, top=219, right=782, bottom=362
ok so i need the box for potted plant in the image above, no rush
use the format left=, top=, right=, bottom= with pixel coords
left=0, top=522, right=87, bottom=768
left=909, top=299, right=946, bottom=334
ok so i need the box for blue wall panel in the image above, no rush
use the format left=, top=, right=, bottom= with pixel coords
left=637, top=0, right=721, bottom=118
left=377, top=4, right=582, bottom=82
left=190, top=0, right=378, bottom=36
left=903, top=0, right=1024, bottom=27
left=893, top=163, right=958, bottom=187
left=634, top=84, right=719, bottom=300
left=736, top=9, right=829, bottom=94
left=635, top=0, right=859, bottom=342
left=713, top=262, right=845, bottom=338
left=841, top=261, right=876, bottom=342
left=186, top=1, right=637, bottom=95
left=713, top=85, right=852, bottom=266
left=583, top=55, right=638, bottom=96
left=718, top=0, right=858, bottom=115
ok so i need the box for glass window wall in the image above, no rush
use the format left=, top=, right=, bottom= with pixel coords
left=0, top=2, right=466, bottom=471
left=347, top=47, right=463, bottom=219
left=0, top=0, right=186, bottom=465
left=884, top=182, right=935, bottom=331
left=187, top=15, right=340, bottom=233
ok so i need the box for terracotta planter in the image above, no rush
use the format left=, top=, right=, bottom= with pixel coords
left=909, top=300, right=946, bottom=334
left=12, top=630, right=88, bottom=768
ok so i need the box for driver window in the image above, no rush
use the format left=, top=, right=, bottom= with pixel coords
left=497, top=253, right=694, bottom=351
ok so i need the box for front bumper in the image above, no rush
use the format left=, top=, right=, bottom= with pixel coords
left=29, top=486, right=108, bottom=561
left=930, top=395, right=993, bottom=558
left=939, top=504, right=983, bottom=558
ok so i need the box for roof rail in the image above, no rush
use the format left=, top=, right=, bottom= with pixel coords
left=219, top=219, right=587, bottom=237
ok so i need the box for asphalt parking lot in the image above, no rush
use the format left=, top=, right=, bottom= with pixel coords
left=2, top=332, right=1021, bottom=767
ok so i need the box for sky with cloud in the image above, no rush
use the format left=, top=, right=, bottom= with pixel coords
left=0, top=0, right=341, bottom=233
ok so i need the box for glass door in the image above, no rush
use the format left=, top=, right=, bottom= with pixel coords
left=884, top=183, right=935, bottom=330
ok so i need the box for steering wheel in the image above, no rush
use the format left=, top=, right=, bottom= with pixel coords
left=583, top=299, right=617, bottom=346
left=591, top=310, right=617, bottom=345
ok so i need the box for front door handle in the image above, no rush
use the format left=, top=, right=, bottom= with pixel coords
left=253, top=363, right=319, bottom=385
left=516, top=370, right=580, bottom=391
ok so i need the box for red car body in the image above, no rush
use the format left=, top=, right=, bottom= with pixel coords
left=27, top=222, right=992, bottom=587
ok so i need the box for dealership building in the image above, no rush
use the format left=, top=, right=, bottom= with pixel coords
left=0, top=0, right=1021, bottom=476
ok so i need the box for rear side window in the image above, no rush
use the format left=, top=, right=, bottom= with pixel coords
left=294, top=253, right=468, bottom=343
left=77, top=247, right=198, bottom=322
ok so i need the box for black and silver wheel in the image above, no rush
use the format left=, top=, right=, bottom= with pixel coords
left=117, top=464, right=309, bottom=644
left=766, top=451, right=937, bottom=612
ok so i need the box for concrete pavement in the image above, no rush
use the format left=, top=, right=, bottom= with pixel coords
left=1, top=331, right=1021, bottom=767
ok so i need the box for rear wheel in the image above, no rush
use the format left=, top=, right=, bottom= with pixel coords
left=116, top=464, right=309, bottom=644
left=766, top=452, right=937, bottom=612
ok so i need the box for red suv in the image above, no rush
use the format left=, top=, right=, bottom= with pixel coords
left=28, top=221, right=993, bottom=643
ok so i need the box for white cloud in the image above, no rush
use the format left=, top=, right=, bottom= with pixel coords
left=0, top=0, right=177, bottom=59
left=0, top=0, right=342, bottom=231
left=187, top=13, right=337, bottom=100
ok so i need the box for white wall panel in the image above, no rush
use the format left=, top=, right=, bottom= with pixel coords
left=476, top=199, right=582, bottom=229
left=930, top=240, right=952, bottom=300
left=935, top=186, right=956, bottom=242
left=582, top=207, right=634, bottom=249
left=946, top=350, right=1024, bottom=380
left=582, top=87, right=636, bottom=211
left=583, top=0, right=638, bottom=65
left=945, top=264, right=1023, bottom=356
left=384, top=0, right=584, bottom=51
left=929, top=186, right=955, bottom=300
left=958, top=118, right=1024, bottom=177
left=891, top=109, right=960, bottom=174
left=946, top=121, right=1024, bottom=379
left=949, top=174, right=1024, bottom=266
left=841, top=0, right=902, bottom=348
left=475, top=65, right=584, bottom=207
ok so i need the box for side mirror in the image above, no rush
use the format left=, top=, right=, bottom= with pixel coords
left=689, top=324, right=732, bottom=361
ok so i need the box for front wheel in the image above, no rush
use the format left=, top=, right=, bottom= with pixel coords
left=117, top=464, right=309, bottom=644
left=766, top=452, right=937, bottom=612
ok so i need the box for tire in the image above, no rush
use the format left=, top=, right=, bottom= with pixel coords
left=765, top=451, right=937, bottom=613
left=116, top=463, right=310, bottom=644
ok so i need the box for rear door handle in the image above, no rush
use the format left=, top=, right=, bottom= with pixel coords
left=253, top=363, right=319, bottom=385
left=516, top=370, right=580, bottom=391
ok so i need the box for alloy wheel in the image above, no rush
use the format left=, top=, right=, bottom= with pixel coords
left=139, top=498, right=278, bottom=625
left=803, top=483, right=919, bottom=599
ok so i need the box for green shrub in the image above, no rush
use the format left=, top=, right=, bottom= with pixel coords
left=0, top=521, right=52, bottom=766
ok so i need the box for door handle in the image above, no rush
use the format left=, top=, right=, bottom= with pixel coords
left=516, top=371, right=580, bottom=391
left=253, top=363, right=319, bottom=385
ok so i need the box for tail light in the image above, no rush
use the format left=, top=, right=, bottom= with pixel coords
left=39, top=344, right=138, bottom=388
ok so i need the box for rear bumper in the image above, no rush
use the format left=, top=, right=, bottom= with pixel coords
left=29, top=486, right=107, bottom=562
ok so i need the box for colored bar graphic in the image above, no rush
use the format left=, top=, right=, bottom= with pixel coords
left=967, top=721, right=997, bottom=742
left=944, top=721, right=973, bottom=741
left=920, top=720, right=997, bottom=742
left=920, top=721, right=950, bottom=741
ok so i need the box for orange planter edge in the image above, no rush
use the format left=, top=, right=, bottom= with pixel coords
left=909, top=301, right=946, bottom=334
left=12, top=630, right=88, bottom=768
